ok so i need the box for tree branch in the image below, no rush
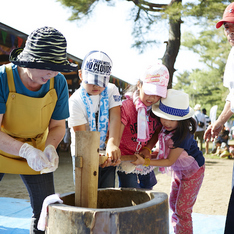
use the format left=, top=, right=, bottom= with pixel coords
left=127, top=0, right=168, bottom=12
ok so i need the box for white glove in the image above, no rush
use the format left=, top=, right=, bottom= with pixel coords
left=19, top=143, right=51, bottom=171
left=40, top=145, right=59, bottom=174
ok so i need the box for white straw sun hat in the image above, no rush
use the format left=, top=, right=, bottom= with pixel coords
left=152, top=89, right=194, bottom=120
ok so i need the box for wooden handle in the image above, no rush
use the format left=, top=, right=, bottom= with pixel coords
left=75, top=131, right=100, bottom=208
left=99, top=154, right=138, bottom=165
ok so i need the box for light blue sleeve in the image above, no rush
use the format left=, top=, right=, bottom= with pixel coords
left=0, top=65, right=8, bottom=114
left=52, top=73, right=70, bottom=120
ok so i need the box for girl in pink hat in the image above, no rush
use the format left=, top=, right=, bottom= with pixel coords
left=133, top=89, right=205, bottom=234
left=117, top=62, right=169, bottom=189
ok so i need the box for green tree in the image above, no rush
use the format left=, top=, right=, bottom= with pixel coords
left=58, top=0, right=183, bottom=87
left=57, top=0, right=231, bottom=89
left=58, top=0, right=228, bottom=88
left=175, top=20, right=230, bottom=117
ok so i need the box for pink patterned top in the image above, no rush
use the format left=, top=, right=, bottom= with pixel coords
left=157, top=127, right=200, bottom=179
left=118, top=98, right=162, bottom=174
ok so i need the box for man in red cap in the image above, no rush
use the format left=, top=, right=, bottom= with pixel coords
left=205, top=2, right=234, bottom=234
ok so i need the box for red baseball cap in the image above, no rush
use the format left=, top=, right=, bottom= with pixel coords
left=216, top=3, right=234, bottom=28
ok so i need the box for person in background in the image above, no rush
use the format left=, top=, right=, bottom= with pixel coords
left=229, top=145, right=234, bottom=159
left=68, top=50, right=122, bottom=188
left=0, top=26, right=78, bottom=234
left=204, top=2, right=234, bottom=233
left=202, top=108, right=211, bottom=154
left=133, top=89, right=205, bottom=234
left=212, top=138, right=230, bottom=158
left=193, top=104, right=206, bottom=152
left=117, top=63, right=169, bottom=189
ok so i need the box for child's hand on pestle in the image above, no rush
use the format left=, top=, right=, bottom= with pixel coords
left=140, top=146, right=152, bottom=158
left=99, top=155, right=121, bottom=168
left=99, top=151, right=121, bottom=168
left=105, top=141, right=121, bottom=166
left=132, top=153, right=147, bottom=166
left=99, top=151, right=111, bottom=168
left=99, top=156, right=113, bottom=168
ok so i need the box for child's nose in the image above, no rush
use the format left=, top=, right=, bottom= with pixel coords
left=149, top=95, right=158, bottom=101
left=148, top=95, right=155, bottom=101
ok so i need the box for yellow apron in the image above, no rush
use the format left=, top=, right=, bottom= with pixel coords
left=0, top=64, right=58, bottom=174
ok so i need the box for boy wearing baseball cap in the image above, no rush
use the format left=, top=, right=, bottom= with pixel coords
left=68, top=50, right=122, bottom=188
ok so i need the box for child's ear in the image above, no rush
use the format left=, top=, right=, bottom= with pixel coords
left=78, top=70, right=83, bottom=81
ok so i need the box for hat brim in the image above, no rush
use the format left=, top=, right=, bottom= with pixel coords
left=9, top=48, right=78, bottom=73
left=216, top=20, right=225, bottom=28
left=216, top=18, right=234, bottom=28
left=152, top=103, right=194, bottom=121
left=82, top=70, right=110, bottom=88
left=142, top=83, right=167, bottom=98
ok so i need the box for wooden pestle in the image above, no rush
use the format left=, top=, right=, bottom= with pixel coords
left=99, top=154, right=140, bottom=165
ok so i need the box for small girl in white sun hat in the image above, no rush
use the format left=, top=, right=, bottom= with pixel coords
left=132, top=89, right=205, bottom=234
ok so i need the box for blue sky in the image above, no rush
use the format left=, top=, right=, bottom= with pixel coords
left=0, top=0, right=203, bottom=84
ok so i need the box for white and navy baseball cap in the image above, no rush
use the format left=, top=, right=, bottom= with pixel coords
left=81, top=50, right=112, bottom=88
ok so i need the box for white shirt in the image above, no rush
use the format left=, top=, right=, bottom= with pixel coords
left=194, top=110, right=206, bottom=132
left=68, top=83, right=122, bottom=156
left=224, top=47, right=234, bottom=112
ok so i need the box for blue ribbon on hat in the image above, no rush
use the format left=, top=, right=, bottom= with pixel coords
left=159, top=100, right=189, bottom=117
